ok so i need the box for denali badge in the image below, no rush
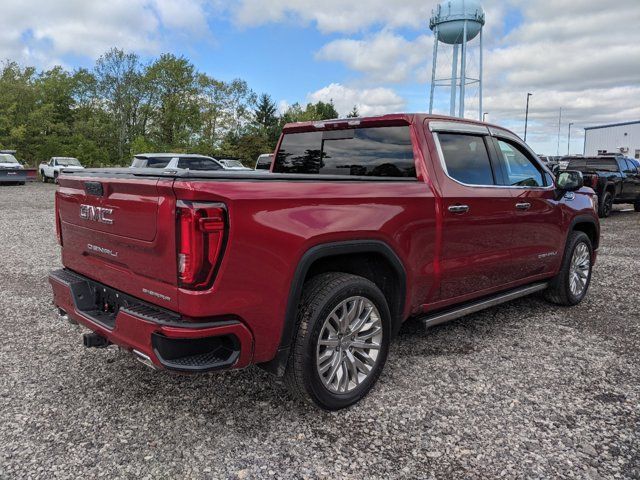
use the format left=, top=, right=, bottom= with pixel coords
left=80, top=204, right=113, bottom=224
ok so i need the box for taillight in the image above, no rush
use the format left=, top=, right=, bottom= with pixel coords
left=176, top=201, right=227, bottom=289
left=55, top=191, right=63, bottom=246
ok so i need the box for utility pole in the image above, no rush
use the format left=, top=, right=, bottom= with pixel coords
left=524, top=93, right=532, bottom=142
left=556, top=107, right=562, bottom=156
left=567, top=122, right=574, bottom=155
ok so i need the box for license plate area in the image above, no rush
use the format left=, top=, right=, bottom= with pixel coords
left=51, top=269, right=180, bottom=330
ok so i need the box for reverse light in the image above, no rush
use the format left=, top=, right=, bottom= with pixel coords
left=176, top=201, right=227, bottom=289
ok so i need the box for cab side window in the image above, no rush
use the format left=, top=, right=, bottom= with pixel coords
left=494, top=139, right=546, bottom=187
left=438, top=133, right=495, bottom=185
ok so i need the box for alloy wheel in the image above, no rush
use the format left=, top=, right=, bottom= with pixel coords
left=569, top=242, right=590, bottom=297
left=315, top=296, right=383, bottom=394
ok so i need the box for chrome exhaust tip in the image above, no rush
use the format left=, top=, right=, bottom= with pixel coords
left=133, top=350, right=157, bottom=370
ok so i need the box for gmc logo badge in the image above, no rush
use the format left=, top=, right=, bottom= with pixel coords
left=80, top=204, right=113, bottom=224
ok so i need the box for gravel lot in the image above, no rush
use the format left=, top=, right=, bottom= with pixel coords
left=0, top=182, right=638, bottom=479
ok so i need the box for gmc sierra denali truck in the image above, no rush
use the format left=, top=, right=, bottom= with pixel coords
left=49, top=114, right=600, bottom=410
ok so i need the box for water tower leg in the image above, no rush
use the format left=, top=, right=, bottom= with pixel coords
left=429, top=27, right=439, bottom=114
left=478, top=29, right=483, bottom=122
left=458, top=20, right=468, bottom=118
left=449, top=44, right=459, bottom=117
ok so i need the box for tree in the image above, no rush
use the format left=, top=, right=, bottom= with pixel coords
left=144, top=54, right=200, bottom=149
left=254, top=93, right=277, bottom=130
left=347, top=105, right=360, bottom=118
left=94, top=48, right=144, bottom=163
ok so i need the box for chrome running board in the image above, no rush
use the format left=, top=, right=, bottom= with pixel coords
left=421, top=282, right=548, bottom=328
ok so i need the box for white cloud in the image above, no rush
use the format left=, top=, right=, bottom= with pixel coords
left=308, top=83, right=405, bottom=117
left=317, top=32, right=432, bottom=84
left=231, top=0, right=432, bottom=33
left=0, top=0, right=210, bottom=66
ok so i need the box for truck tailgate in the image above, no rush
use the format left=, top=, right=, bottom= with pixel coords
left=56, top=175, right=179, bottom=310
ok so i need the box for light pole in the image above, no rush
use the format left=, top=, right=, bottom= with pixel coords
left=524, top=93, right=532, bottom=142
left=482, top=112, right=488, bottom=122
left=567, top=122, right=574, bottom=155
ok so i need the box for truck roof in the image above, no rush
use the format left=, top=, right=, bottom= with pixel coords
left=282, top=113, right=513, bottom=136
left=134, top=153, right=214, bottom=159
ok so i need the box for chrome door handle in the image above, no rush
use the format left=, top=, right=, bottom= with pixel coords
left=448, top=204, right=470, bottom=213
left=515, top=202, right=531, bottom=210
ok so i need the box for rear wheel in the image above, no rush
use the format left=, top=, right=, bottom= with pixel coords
left=545, top=231, right=593, bottom=306
left=284, top=272, right=391, bottom=410
left=634, top=200, right=640, bottom=212
left=598, top=191, right=613, bottom=218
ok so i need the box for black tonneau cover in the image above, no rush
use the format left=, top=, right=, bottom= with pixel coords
left=61, top=168, right=418, bottom=182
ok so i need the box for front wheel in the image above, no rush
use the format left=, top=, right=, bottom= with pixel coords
left=545, top=231, right=593, bottom=306
left=284, top=272, right=391, bottom=410
left=634, top=200, right=640, bottom=212
left=41, top=171, right=47, bottom=183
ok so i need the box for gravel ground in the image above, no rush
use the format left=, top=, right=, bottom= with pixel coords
left=0, top=182, right=638, bottom=479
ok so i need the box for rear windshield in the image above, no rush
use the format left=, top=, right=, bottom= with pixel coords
left=56, top=158, right=80, bottom=166
left=0, top=154, right=19, bottom=164
left=568, top=158, right=618, bottom=172
left=132, top=157, right=172, bottom=169
left=273, top=126, right=416, bottom=177
left=255, top=155, right=273, bottom=169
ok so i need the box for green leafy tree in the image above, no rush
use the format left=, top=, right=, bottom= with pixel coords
left=144, top=54, right=200, bottom=149
left=94, top=48, right=144, bottom=163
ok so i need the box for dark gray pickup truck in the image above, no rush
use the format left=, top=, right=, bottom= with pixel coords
left=565, top=155, right=640, bottom=217
left=0, top=151, right=27, bottom=185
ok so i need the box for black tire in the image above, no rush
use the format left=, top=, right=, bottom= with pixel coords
left=634, top=200, right=640, bottom=212
left=598, top=191, right=613, bottom=218
left=545, top=231, right=593, bottom=306
left=284, top=272, right=391, bottom=410
left=41, top=171, right=47, bottom=183
left=53, top=172, right=59, bottom=184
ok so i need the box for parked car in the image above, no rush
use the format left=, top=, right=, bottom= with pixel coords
left=255, top=153, right=274, bottom=170
left=49, top=114, right=599, bottom=410
left=131, top=153, right=249, bottom=171
left=537, top=155, right=560, bottom=175
left=565, top=155, right=640, bottom=217
left=217, top=158, right=251, bottom=170
left=0, top=150, right=26, bottom=185
left=39, top=157, right=84, bottom=183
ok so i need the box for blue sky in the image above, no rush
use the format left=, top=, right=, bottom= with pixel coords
left=1, top=0, right=639, bottom=155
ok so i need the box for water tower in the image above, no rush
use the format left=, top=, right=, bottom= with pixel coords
left=428, top=0, right=485, bottom=120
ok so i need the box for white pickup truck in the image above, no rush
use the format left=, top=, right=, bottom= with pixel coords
left=39, top=157, right=84, bottom=183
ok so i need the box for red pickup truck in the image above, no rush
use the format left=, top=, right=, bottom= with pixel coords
left=49, top=114, right=599, bottom=409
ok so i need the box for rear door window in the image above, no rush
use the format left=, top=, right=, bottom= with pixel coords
left=273, top=126, right=416, bottom=177
left=178, top=157, right=222, bottom=170
left=438, top=133, right=495, bottom=185
left=133, top=157, right=172, bottom=168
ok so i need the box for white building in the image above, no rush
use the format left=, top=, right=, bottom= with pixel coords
left=584, top=120, right=640, bottom=159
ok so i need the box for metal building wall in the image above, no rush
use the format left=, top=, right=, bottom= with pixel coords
left=584, top=122, right=640, bottom=158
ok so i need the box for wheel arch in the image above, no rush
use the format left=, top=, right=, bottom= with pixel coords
left=259, top=240, right=407, bottom=376
left=570, top=215, right=599, bottom=251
